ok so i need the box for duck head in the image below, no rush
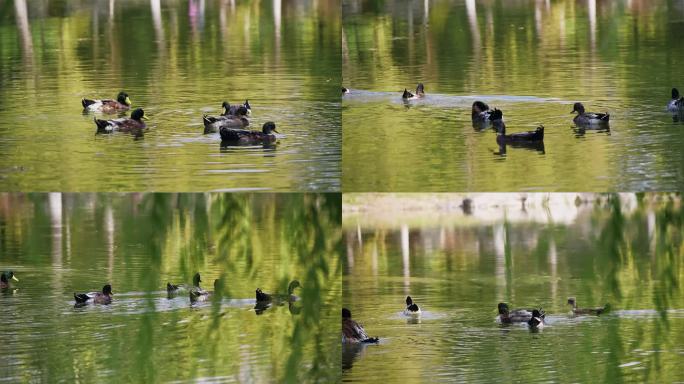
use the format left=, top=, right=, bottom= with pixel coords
left=243, top=100, right=251, bottom=115
left=673, top=88, right=680, bottom=100
left=102, top=284, right=113, bottom=296
left=117, top=91, right=132, bottom=106
left=288, top=280, right=301, bottom=294
left=222, top=101, right=230, bottom=115
left=193, top=272, right=202, bottom=287
left=415, top=83, right=425, bottom=95
left=131, top=108, right=147, bottom=121
left=571, top=102, right=585, bottom=114
left=472, top=101, right=489, bottom=114
left=567, top=297, right=577, bottom=307
left=402, top=89, right=414, bottom=99
left=1, top=271, right=18, bottom=283
left=262, top=122, right=279, bottom=135
left=342, top=308, right=352, bottom=319
left=497, top=302, right=509, bottom=315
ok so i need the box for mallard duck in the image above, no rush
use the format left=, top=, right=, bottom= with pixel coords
left=221, top=100, right=252, bottom=116
left=188, top=272, right=210, bottom=301
left=497, top=303, right=545, bottom=323
left=95, top=108, right=147, bottom=133
left=82, top=91, right=132, bottom=113
left=203, top=110, right=250, bottom=133
left=571, top=102, right=609, bottom=126
left=668, top=88, right=684, bottom=113
left=342, top=308, right=379, bottom=344
left=0, top=271, right=19, bottom=289
left=567, top=297, right=610, bottom=316
left=489, top=109, right=544, bottom=142
left=342, top=87, right=350, bottom=95
left=527, top=309, right=545, bottom=329
left=220, top=122, right=279, bottom=145
left=74, top=284, right=112, bottom=305
left=404, top=296, right=421, bottom=316
left=402, top=83, right=425, bottom=100
left=255, top=280, right=301, bottom=303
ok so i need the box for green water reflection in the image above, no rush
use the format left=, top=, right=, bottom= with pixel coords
left=0, top=0, right=341, bottom=191
left=342, top=0, right=684, bottom=191
left=0, top=193, right=341, bottom=383
left=343, top=193, right=684, bottom=383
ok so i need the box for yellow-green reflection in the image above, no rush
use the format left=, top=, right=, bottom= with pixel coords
left=342, top=0, right=684, bottom=191
left=0, top=0, right=341, bottom=191
left=0, top=193, right=341, bottom=383
left=343, top=193, right=684, bottom=383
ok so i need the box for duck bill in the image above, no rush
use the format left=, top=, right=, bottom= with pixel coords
left=273, top=129, right=279, bottom=133
left=125, top=97, right=132, bottom=106
left=11, top=275, right=19, bottom=282
left=142, top=116, right=149, bottom=120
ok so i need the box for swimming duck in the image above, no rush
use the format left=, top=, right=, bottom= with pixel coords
left=94, top=108, right=147, bottom=133
left=0, top=271, right=19, bottom=289
left=489, top=109, right=544, bottom=142
left=668, top=88, right=684, bottom=113
left=255, top=280, right=301, bottom=303
left=221, top=100, right=252, bottom=116
left=527, top=309, right=545, bottom=329
left=497, top=303, right=545, bottom=323
left=203, top=107, right=250, bottom=133
left=82, top=91, right=132, bottom=113
left=220, top=122, right=279, bottom=145
left=402, top=83, right=425, bottom=100
left=188, top=272, right=210, bottom=301
left=342, top=87, right=350, bottom=95
left=567, top=297, right=610, bottom=316
left=342, top=308, right=379, bottom=344
left=404, top=296, right=421, bottom=316
left=571, top=102, right=609, bottom=126
left=74, top=284, right=112, bottom=305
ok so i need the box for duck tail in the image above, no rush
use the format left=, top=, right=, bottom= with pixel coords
left=74, top=293, right=88, bottom=303
left=94, top=117, right=109, bottom=131
left=82, top=98, right=96, bottom=109
left=603, top=113, right=610, bottom=122
left=203, top=115, right=217, bottom=126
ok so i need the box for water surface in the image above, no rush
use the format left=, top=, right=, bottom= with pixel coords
left=343, top=193, right=684, bottom=383
left=0, top=0, right=341, bottom=191
left=0, top=193, right=341, bottom=382
left=342, top=0, right=684, bottom=191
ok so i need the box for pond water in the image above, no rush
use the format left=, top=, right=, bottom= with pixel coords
left=343, top=193, right=684, bottom=383
left=342, top=0, right=684, bottom=191
left=0, top=193, right=341, bottom=382
left=0, top=0, right=340, bottom=192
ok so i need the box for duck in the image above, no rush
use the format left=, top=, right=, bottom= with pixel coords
left=567, top=297, right=610, bottom=316
left=668, top=88, right=684, bottom=113
left=498, top=303, right=545, bottom=323
left=342, top=87, right=350, bottom=95
left=95, top=108, right=147, bottom=133
left=255, top=280, right=301, bottom=303
left=82, top=91, right=132, bottom=113
left=0, top=271, right=19, bottom=289
left=571, top=102, right=609, bottom=126
left=342, top=308, right=379, bottom=344
left=402, top=83, right=425, bottom=100
left=203, top=107, right=250, bottom=133
left=221, top=100, right=252, bottom=116
left=220, top=122, right=279, bottom=145
left=489, top=109, right=544, bottom=142
left=472, top=101, right=491, bottom=120
left=188, top=272, right=210, bottom=301
left=527, top=309, right=545, bottom=329
left=74, top=284, right=112, bottom=305
left=404, top=296, right=421, bottom=316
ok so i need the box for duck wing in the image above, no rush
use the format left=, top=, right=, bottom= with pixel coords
left=587, top=112, right=610, bottom=122
left=74, top=291, right=98, bottom=303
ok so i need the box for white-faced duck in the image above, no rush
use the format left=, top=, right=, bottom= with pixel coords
left=255, top=280, right=301, bottom=303
left=668, top=88, right=684, bottom=113
left=404, top=296, right=421, bottom=316
left=489, top=109, right=544, bottom=143
left=0, top=271, right=19, bottom=289
left=74, top=284, right=112, bottom=305
left=527, top=309, right=545, bottom=329
left=220, top=122, right=279, bottom=145
left=571, top=102, right=609, bottom=126
left=82, top=91, right=132, bottom=113
left=402, top=83, right=425, bottom=100
left=342, top=308, right=379, bottom=344
left=567, top=297, right=610, bottom=316
left=94, top=108, right=147, bottom=133
left=498, top=303, right=545, bottom=324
